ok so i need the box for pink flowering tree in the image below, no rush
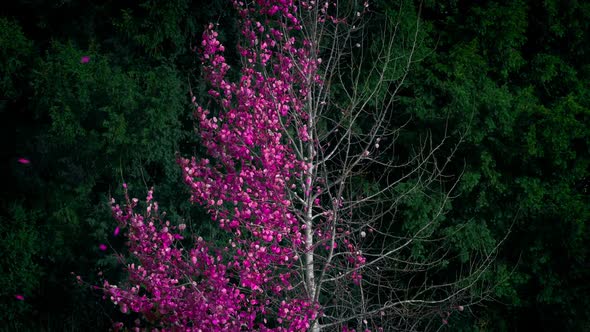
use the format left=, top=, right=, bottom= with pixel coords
left=102, top=1, right=498, bottom=331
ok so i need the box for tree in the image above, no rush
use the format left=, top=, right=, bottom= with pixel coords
left=104, top=1, right=498, bottom=330
left=395, top=1, right=590, bottom=329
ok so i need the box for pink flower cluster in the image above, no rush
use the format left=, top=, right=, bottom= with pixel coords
left=177, top=0, right=322, bottom=328
left=104, top=186, right=319, bottom=330
left=105, top=188, right=254, bottom=330
left=102, top=0, right=368, bottom=330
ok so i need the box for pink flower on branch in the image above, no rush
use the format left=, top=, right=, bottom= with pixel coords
left=103, top=188, right=296, bottom=330
left=103, top=1, right=369, bottom=330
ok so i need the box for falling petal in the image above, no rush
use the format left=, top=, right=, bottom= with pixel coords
left=80, top=56, right=90, bottom=63
left=17, top=158, right=30, bottom=164
left=15, top=294, right=25, bottom=301
left=99, top=243, right=107, bottom=251
left=114, top=227, right=120, bottom=236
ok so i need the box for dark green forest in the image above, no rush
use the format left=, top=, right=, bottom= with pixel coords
left=1, top=0, right=588, bottom=330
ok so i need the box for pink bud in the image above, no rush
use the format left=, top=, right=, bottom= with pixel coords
left=99, top=244, right=107, bottom=251
left=14, top=294, right=25, bottom=301
left=458, top=305, right=464, bottom=311
left=113, top=227, right=120, bottom=236
left=80, top=56, right=90, bottom=63
left=17, top=158, right=30, bottom=164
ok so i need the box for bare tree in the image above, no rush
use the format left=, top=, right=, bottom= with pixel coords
left=276, top=1, right=501, bottom=330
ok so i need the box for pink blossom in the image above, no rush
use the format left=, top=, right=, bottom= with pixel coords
left=17, top=158, right=30, bottom=164
left=14, top=294, right=25, bottom=301
left=80, top=56, right=90, bottom=63
left=98, top=243, right=107, bottom=251
left=101, top=1, right=362, bottom=330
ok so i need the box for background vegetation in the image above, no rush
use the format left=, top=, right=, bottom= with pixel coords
left=1, top=0, right=588, bottom=330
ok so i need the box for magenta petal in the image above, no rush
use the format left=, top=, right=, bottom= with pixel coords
left=15, top=294, right=25, bottom=301
left=113, top=227, right=120, bottom=236
left=99, top=244, right=107, bottom=251
left=80, top=56, right=90, bottom=63
left=17, top=158, right=30, bottom=164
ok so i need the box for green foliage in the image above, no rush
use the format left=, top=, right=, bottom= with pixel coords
left=33, top=41, right=186, bottom=182
left=0, top=17, right=33, bottom=106
left=0, top=204, right=41, bottom=330
left=390, top=0, right=590, bottom=329
left=113, top=0, right=197, bottom=59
